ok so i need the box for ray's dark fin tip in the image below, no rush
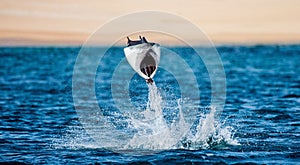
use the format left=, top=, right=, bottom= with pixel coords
left=146, top=78, right=154, bottom=84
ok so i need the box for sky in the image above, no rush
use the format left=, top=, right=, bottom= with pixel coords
left=1, top=0, right=300, bottom=46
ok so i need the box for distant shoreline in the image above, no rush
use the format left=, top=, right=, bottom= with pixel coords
left=1, top=32, right=300, bottom=47
left=1, top=42, right=300, bottom=48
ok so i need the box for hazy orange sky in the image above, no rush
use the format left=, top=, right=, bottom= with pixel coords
left=1, top=0, right=300, bottom=45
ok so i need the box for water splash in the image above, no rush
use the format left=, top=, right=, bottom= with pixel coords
left=124, top=83, right=190, bottom=150
left=178, top=106, right=239, bottom=149
left=54, top=83, right=238, bottom=151
left=123, top=83, right=238, bottom=150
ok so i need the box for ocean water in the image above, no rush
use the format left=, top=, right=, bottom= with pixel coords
left=0, top=45, right=299, bottom=164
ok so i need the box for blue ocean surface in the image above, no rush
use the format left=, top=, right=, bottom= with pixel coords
left=0, top=45, right=299, bottom=164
